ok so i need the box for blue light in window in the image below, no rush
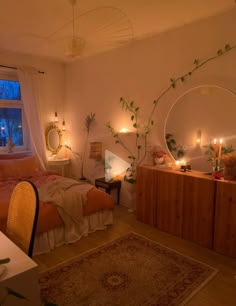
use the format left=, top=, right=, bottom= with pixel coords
left=0, top=108, right=23, bottom=147
left=0, top=80, right=21, bottom=100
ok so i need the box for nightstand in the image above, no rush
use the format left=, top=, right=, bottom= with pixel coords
left=95, top=177, right=121, bottom=204
left=77, top=177, right=91, bottom=184
left=47, top=157, right=70, bottom=176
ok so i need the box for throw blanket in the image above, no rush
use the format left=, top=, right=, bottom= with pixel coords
left=38, top=177, right=93, bottom=241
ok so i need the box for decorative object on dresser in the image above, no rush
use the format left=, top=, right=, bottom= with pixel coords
left=39, top=232, right=217, bottom=306
left=221, top=152, right=236, bottom=180
left=136, top=165, right=236, bottom=258
left=152, top=150, right=168, bottom=166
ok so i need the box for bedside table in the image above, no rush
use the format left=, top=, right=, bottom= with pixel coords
left=78, top=177, right=91, bottom=184
left=95, top=177, right=121, bottom=204
left=47, top=157, right=70, bottom=176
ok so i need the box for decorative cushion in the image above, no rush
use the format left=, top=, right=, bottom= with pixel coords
left=0, top=156, right=40, bottom=179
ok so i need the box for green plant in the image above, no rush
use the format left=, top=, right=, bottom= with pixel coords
left=165, top=133, right=185, bottom=159
left=204, top=143, right=234, bottom=162
left=66, top=112, right=95, bottom=179
left=107, top=43, right=236, bottom=183
left=106, top=97, right=150, bottom=184
left=80, top=112, right=95, bottom=179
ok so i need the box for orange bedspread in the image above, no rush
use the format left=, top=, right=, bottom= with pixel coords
left=0, top=171, right=114, bottom=235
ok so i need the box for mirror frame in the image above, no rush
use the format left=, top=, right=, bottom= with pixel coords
left=45, top=123, right=62, bottom=154
left=164, top=85, right=236, bottom=172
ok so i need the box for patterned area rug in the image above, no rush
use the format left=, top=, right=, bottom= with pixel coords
left=39, top=232, right=217, bottom=306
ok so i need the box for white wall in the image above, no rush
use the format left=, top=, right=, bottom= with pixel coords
left=64, top=7, right=236, bottom=207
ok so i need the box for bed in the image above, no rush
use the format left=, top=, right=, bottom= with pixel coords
left=0, top=155, right=115, bottom=255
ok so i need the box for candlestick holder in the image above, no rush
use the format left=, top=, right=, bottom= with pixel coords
left=212, top=158, right=220, bottom=173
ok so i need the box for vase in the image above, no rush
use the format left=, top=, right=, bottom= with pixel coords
left=7, top=137, right=15, bottom=153
left=223, top=166, right=236, bottom=180
left=154, top=157, right=164, bottom=165
left=126, top=182, right=136, bottom=213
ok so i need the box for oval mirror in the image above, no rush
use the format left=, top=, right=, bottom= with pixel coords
left=45, top=124, right=62, bottom=154
left=165, top=85, right=236, bottom=172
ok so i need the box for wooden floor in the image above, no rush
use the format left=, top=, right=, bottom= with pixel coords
left=34, top=205, right=236, bottom=306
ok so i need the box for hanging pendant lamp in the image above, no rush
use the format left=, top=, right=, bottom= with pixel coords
left=65, top=0, right=85, bottom=58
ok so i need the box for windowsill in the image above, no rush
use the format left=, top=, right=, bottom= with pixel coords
left=0, top=151, right=32, bottom=159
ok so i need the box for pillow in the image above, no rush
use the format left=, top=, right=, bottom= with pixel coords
left=0, top=156, right=40, bottom=179
left=0, top=152, right=32, bottom=159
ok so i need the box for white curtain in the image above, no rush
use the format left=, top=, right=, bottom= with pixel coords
left=17, top=67, right=47, bottom=170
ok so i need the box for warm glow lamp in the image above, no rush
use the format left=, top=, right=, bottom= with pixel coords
left=196, top=129, right=201, bottom=146
left=54, top=111, right=58, bottom=123
left=62, top=119, right=66, bottom=131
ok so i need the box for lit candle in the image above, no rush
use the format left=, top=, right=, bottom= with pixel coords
left=112, top=172, right=118, bottom=180
left=213, top=139, right=217, bottom=161
left=218, top=139, right=222, bottom=164
left=119, top=128, right=129, bottom=133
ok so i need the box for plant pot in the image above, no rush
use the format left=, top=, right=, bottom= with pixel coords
left=223, top=166, right=236, bottom=180
left=7, top=137, right=15, bottom=153
left=126, top=182, right=136, bottom=213
left=154, top=157, right=165, bottom=165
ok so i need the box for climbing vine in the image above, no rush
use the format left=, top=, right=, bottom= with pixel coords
left=107, top=43, right=236, bottom=183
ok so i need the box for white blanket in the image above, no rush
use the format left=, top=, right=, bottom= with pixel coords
left=38, top=177, right=93, bottom=240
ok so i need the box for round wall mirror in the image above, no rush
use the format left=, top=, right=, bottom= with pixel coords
left=165, top=85, right=236, bottom=172
left=45, top=124, right=62, bottom=154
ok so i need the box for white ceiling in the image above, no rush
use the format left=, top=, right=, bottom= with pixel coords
left=0, top=0, right=235, bottom=62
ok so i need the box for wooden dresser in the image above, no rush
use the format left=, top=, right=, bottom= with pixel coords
left=136, top=165, right=236, bottom=258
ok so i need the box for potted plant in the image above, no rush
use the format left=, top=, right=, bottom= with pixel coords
left=152, top=150, right=168, bottom=165
left=66, top=112, right=96, bottom=180
left=106, top=97, right=151, bottom=184
left=80, top=112, right=96, bottom=180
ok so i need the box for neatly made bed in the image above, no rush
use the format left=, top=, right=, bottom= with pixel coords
left=0, top=156, right=115, bottom=255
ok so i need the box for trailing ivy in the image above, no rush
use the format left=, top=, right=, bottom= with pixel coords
left=107, top=43, right=236, bottom=183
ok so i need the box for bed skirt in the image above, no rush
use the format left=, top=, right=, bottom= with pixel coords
left=33, top=209, right=113, bottom=255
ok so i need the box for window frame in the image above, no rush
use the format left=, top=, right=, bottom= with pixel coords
left=0, top=71, right=30, bottom=152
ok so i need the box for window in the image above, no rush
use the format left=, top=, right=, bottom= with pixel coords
left=0, top=74, right=29, bottom=151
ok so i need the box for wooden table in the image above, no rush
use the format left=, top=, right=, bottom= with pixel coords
left=95, top=177, right=121, bottom=204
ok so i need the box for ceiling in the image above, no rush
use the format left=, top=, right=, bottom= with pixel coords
left=0, top=0, right=235, bottom=63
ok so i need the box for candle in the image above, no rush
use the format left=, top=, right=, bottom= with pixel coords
left=119, top=128, right=128, bottom=133
left=213, top=139, right=217, bottom=161
left=218, top=139, right=222, bottom=164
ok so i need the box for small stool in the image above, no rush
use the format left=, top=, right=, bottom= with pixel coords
left=95, top=177, right=121, bottom=204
